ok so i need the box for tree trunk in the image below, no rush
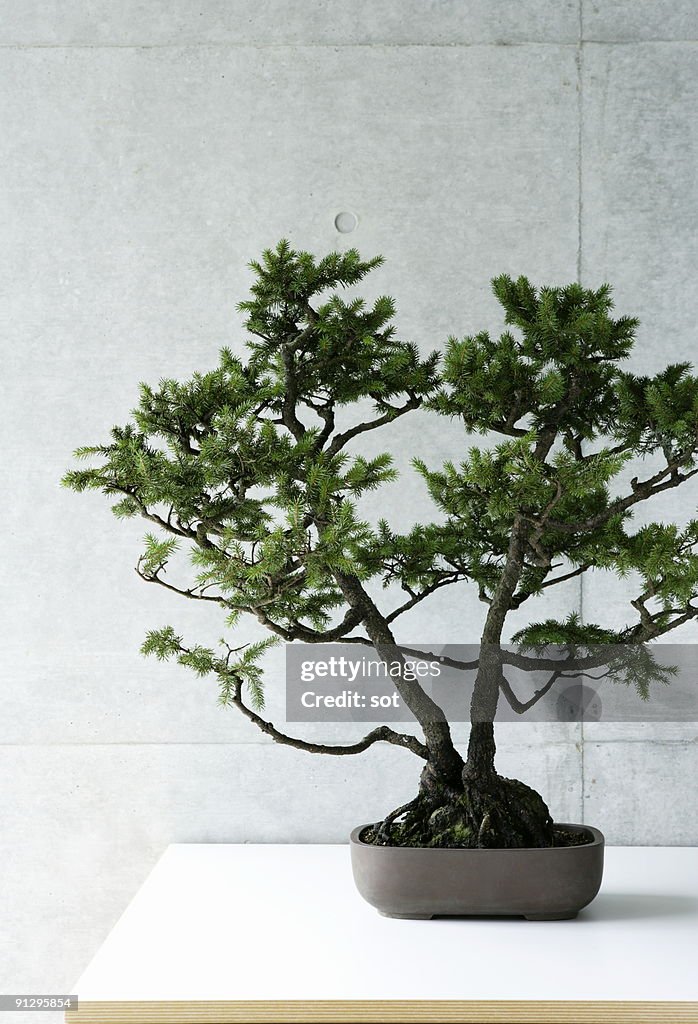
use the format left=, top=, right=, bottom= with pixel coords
left=334, top=570, right=464, bottom=790
left=364, top=521, right=555, bottom=849
left=463, top=722, right=496, bottom=779
left=463, top=643, right=502, bottom=781
left=366, top=428, right=572, bottom=848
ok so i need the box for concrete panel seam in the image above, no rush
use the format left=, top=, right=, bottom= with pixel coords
left=0, top=41, right=658, bottom=52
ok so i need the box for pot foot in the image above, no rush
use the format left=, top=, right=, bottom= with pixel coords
left=379, top=911, right=433, bottom=920
left=525, top=911, right=578, bottom=921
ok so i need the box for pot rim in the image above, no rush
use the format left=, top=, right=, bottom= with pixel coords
left=350, top=821, right=604, bottom=850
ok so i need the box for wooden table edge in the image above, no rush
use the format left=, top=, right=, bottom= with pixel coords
left=65, top=1000, right=698, bottom=1023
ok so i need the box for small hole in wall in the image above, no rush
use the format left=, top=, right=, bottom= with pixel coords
left=334, top=211, right=358, bottom=233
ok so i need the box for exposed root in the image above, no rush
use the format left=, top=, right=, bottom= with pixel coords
left=363, top=772, right=556, bottom=849
left=375, top=796, right=422, bottom=842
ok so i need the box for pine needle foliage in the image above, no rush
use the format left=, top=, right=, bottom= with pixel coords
left=63, top=241, right=442, bottom=711
left=422, top=275, right=698, bottom=647
left=63, top=246, right=698, bottom=763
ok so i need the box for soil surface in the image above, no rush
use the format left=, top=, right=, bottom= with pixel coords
left=551, top=826, right=595, bottom=847
left=360, top=823, right=595, bottom=849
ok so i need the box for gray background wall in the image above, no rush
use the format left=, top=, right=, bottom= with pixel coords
left=2, top=0, right=697, bottom=1004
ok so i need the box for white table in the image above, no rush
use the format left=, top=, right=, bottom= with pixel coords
left=68, top=844, right=698, bottom=1023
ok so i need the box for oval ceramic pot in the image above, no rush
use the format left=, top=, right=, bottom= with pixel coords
left=350, top=822, right=604, bottom=920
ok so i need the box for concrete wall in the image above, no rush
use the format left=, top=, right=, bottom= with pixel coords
left=1, top=0, right=697, bottom=1001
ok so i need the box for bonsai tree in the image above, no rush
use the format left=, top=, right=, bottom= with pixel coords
left=63, top=241, right=698, bottom=849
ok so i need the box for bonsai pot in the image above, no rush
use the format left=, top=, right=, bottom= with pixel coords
left=350, top=823, right=604, bottom=920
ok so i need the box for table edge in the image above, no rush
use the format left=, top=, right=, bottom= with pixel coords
left=65, top=999, right=698, bottom=1023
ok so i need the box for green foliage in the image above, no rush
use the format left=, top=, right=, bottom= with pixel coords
left=510, top=614, right=677, bottom=700
left=63, top=240, right=442, bottom=700
left=512, top=613, right=621, bottom=647
left=614, top=522, right=698, bottom=610
left=238, top=240, right=439, bottom=414
left=140, top=625, right=182, bottom=661
left=432, top=277, right=637, bottom=437
left=615, top=363, right=698, bottom=461
left=218, top=638, right=279, bottom=710
left=141, top=627, right=278, bottom=710
left=64, top=246, right=698, bottom=721
left=420, top=274, right=698, bottom=638
left=140, top=534, right=179, bottom=575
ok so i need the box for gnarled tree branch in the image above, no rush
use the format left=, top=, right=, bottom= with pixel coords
left=229, top=677, right=428, bottom=759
